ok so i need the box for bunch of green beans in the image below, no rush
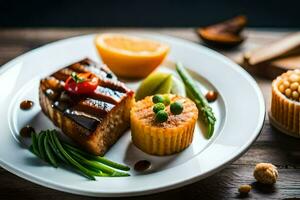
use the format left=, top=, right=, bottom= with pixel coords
left=29, top=129, right=130, bottom=180
left=176, top=62, right=216, bottom=138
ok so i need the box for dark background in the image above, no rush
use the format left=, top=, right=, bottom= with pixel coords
left=1, top=0, right=300, bottom=27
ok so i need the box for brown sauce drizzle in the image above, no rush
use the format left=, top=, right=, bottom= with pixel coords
left=134, top=160, right=151, bottom=171
left=52, top=101, right=100, bottom=132
left=20, top=100, right=34, bottom=110
left=20, top=125, right=35, bottom=137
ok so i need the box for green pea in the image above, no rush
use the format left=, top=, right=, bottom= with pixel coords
left=153, top=103, right=165, bottom=113
left=170, top=101, right=183, bottom=115
left=163, top=95, right=171, bottom=106
left=155, top=110, right=168, bottom=123
left=152, top=95, right=164, bottom=104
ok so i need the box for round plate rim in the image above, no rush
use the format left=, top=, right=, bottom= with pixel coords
left=0, top=32, right=265, bottom=197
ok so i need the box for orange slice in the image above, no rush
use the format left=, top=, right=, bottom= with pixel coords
left=94, top=33, right=169, bottom=78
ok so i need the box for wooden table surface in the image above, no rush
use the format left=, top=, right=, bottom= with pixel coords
left=0, top=28, right=299, bottom=200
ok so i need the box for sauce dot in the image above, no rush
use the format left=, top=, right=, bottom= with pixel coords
left=134, top=160, right=151, bottom=171
left=20, top=125, right=35, bottom=138
left=20, top=100, right=34, bottom=110
left=205, top=91, right=218, bottom=102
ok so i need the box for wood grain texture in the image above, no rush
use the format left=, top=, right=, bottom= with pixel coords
left=0, top=28, right=299, bottom=200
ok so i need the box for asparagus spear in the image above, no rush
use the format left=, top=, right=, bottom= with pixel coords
left=176, top=62, right=216, bottom=138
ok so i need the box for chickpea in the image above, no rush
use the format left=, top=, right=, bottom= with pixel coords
left=290, top=82, right=299, bottom=91
left=292, top=91, right=299, bottom=100
left=285, top=88, right=292, bottom=97
left=287, top=70, right=293, bottom=75
left=283, top=80, right=290, bottom=88
left=289, top=74, right=300, bottom=82
left=238, top=184, right=252, bottom=194
left=278, top=84, right=285, bottom=93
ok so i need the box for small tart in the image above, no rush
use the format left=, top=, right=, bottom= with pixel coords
left=270, top=69, right=300, bottom=137
left=130, top=95, right=198, bottom=155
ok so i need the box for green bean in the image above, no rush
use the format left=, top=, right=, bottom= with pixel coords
left=48, top=131, right=68, bottom=164
left=37, top=131, right=47, bottom=160
left=29, top=129, right=130, bottom=179
left=44, top=134, right=58, bottom=167
left=64, top=143, right=130, bottom=171
left=66, top=146, right=129, bottom=177
left=50, top=131, right=109, bottom=177
left=51, top=132, right=96, bottom=180
left=31, top=132, right=40, bottom=156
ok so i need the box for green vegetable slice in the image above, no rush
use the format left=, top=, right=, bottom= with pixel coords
left=135, top=72, right=172, bottom=100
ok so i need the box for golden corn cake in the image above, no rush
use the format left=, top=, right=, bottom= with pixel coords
left=130, top=94, right=198, bottom=155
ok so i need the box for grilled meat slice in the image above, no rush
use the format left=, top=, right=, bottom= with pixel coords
left=39, top=58, right=134, bottom=155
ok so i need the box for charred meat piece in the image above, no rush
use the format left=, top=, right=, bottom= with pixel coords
left=39, top=58, right=134, bottom=155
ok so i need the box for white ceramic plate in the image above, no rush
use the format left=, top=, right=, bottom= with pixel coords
left=0, top=33, right=265, bottom=197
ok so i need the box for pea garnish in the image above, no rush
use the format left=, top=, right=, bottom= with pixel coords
left=155, top=110, right=168, bottom=123
left=163, top=95, right=171, bottom=106
left=170, top=101, right=183, bottom=115
left=152, top=95, right=164, bottom=104
left=153, top=103, right=165, bottom=113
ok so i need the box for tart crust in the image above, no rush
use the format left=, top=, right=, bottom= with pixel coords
left=270, top=71, right=300, bottom=137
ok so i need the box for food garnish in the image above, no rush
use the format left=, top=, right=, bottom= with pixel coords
left=40, top=58, right=134, bottom=155
left=153, top=103, right=165, bottom=114
left=135, top=72, right=186, bottom=100
left=20, top=125, right=35, bottom=138
left=94, top=33, right=169, bottom=78
left=205, top=91, right=218, bottom=102
left=155, top=110, right=168, bottom=123
left=20, top=100, right=34, bottom=110
left=136, top=72, right=172, bottom=100
left=170, top=101, right=183, bottom=115
left=64, top=72, right=99, bottom=94
left=134, top=160, right=151, bottom=171
left=197, top=15, right=247, bottom=48
left=152, top=95, right=184, bottom=121
left=238, top=184, right=252, bottom=195
left=162, top=94, right=171, bottom=106
left=130, top=95, right=198, bottom=155
left=29, top=129, right=130, bottom=180
left=152, top=94, right=165, bottom=104
left=253, top=163, right=278, bottom=185
left=176, top=62, right=216, bottom=138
